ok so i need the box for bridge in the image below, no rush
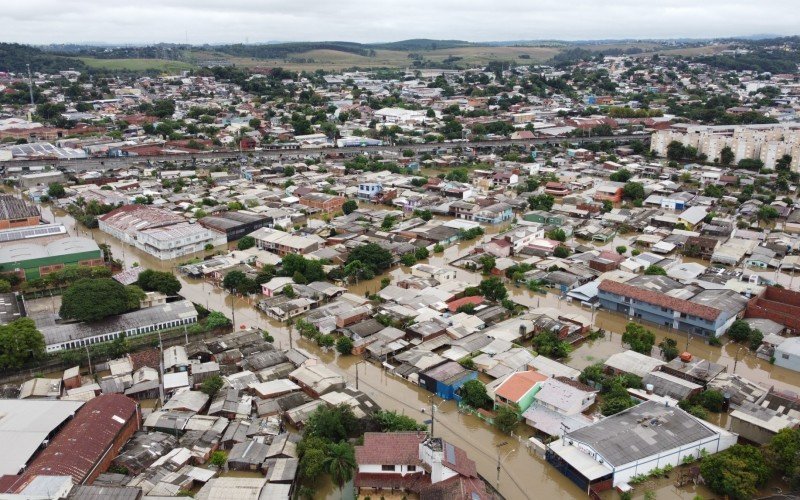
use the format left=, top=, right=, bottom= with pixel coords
left=0, top=134, right=650, bottom=173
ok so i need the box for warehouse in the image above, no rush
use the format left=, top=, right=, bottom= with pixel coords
left=546, top=401, right=737, bottom=493
left=10, top=394, right=140, bottom=487
left=198, top=211, right=269, bottom=242
left=0, top=237, right=103, bottom=281
left=0, top=399, right=85, bottom=476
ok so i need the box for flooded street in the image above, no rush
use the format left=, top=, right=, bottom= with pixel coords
left=36, top=204, right=800, bottom=499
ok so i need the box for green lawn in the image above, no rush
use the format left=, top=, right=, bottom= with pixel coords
left=76, top=57, right=195, bottom=72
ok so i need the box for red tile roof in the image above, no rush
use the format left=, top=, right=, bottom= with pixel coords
left=19, top=394, right=139, bottom=485
left=446, top=296, right=485, bottom=313
left=495, top=370, right=548, bottom=402
left=598, top=280, right=721, bottom=321
left=355, top=432, right=426, bottom=466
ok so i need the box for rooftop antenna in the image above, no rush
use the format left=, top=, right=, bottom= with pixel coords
left=26, top=63, right=35, bottom=121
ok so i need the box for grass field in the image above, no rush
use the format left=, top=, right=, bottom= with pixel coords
left=74, top=42, right=730, bottom=73
left=76, top=57, right=195, bottom=72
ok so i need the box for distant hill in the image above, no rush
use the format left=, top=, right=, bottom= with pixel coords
left=0, top=43, right=86, bottom=73
left=213, top=42, right=371, bottom=59
left=367, top=39, right=474, bottom=51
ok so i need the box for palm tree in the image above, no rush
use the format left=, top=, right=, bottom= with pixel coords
left=325, top=442, right=356, bottom=492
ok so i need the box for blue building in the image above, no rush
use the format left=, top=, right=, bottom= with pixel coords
left=357, top=182, right=383, bottom=201
left=597, top=275, right=748, bottom=338
left=473, top=202, right=513, bottom=225
left=418, top=361, right=477, bottom=401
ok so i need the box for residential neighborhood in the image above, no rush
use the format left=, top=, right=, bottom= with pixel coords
left=2, top=8, right=800, bottom=500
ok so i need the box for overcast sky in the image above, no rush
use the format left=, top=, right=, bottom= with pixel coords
left=3, top=0, right=799, bottom=45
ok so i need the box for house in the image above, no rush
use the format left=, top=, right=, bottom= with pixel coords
left=593, top=182, right=624, bottom=203
left=410, top=263, right=456, bottom=282
left=473, top=202, right=513, bottom=224
left=597, top=275, right=748, bottom=338
left=544, top=182, right=570, bottom=196
left=289, top=363, right=345, bottom=397
left=660, top=353, right=726, bottom=386
left=603, top=350, right=665, bottom=379
left=358, top=182, right=383, bottom=201
left=546, top=400, right=738, bottom=493
left=533, top=377, right=597, bottom=415
left=729, top=400, right=800, bottom=444
left=354, top=433, right=488, bottom=499
left=418, top=361, right=477, bottom=401
left=248, top=227, right=321, bottom=256
left=773, top=337, right=800, bottom=372
left=493, top=370, right=548, bottom=412
left=298, top=193, right=345, bottom=214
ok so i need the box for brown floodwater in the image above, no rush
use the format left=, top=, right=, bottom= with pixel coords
left=38, top=205, right=800, bottom=499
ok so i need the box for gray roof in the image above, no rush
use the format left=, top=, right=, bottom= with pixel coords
left=565, top=400, right=717, bottom=467
left=38, top=300, right=198, bottom=346
left=0, top=399, right=85, bottom=475
left=68, top=485, right=143, bottom=500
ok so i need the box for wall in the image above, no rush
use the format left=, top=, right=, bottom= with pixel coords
left=746, top=286, right=800, bottom=331
left=85, top=408, right=141, bottom=484
left=730, top=414, right=778, bottom=445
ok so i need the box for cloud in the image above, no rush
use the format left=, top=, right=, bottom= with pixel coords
left=1, top=0, right=798, bottom=44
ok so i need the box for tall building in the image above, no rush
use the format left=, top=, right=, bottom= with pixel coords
left=651, top=123, right=800, bottom=170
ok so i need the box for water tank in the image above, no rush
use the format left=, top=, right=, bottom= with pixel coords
left=645, top=384, right=654, bottom=394
left=680, top=352, right=693, bottom=363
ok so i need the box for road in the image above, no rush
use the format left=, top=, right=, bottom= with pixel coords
left=0, top=134, right=650, bottom=172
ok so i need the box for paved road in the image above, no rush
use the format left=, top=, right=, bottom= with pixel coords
left=0, top=134, right=650, bottom=172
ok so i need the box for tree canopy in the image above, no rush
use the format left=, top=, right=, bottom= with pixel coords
left=0, top=318, right=45, bottom=370
left=699, top=444, right=771, bottom=500
left=136, top=269, right=182, bottom=296
left=621, top=322, right=656, bottom=355
left=346, top=243, right=394, bottom=275
left=60, top=278, right=140, bottom=322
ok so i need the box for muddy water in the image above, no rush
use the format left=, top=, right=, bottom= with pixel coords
left=38, top=206, right=799, bottom=499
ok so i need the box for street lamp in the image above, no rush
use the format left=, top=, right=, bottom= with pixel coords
left=496, top=441, right=516, bottom=492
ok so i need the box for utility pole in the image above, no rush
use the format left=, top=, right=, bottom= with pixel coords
left=85, top=345, right=93, bottom=376
left=26, top=64, right=35, bottom=122
left=184, top=324, right=188, bottom=345
left=158, top=331, right=165, bottom=406
left=230, top=288, right=236, bottom=329
left=430, top=397, right=437, bottom=438
left=495, top=441, right=515, bottom=493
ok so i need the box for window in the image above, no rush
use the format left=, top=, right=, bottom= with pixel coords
left=407, top=465, right=416, bottom=472
left=381, top=465, right=395, bottom=472
left=783, top=353, right=790, bottom=360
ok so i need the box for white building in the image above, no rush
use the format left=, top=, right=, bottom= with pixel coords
left=99, top=205, right=225, bottom=260
left=546, top=400, right=738, bottom=491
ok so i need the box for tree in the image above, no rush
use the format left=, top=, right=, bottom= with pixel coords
left=414, top=247, right=429, bottom=260
left=553, top=245, right=570, bottom=258
left=548, top=228, right=567, bottom=242
left=305, top=404, right=359, bottom=443
left=335, top=336, right=353, bottom=355
left=137, top=269, right=182, bottom=296
left=400, top=253, right=417, bottom=266
left=658, top=338, right=679, bottom=361
left=532, top=331, right=572, bottom=359
left=757, top=205, right=779, bottom=221
left=728, top=320, right=752, bottom=342
left=371, top=410, right=425, bottom=431
left=346, top=243, right=393, bottom=274
left=60, top=278, right=134, bottom=322
left=494, top=405, right=519, bottom=434
left=282, top=284, right=296, bottom=298
left=720, top=146, right=735, bottom=165
left=0, top=279, right=10, bottom=293
left=699, top=445, right=770, bottom=500
left=205, top=311, right=231, bottom=330
left=667, top=141, right=687, bottom=161
left=703, top=184, right=725, bottom=198
left=478, top=255, right=496, bottom=274
left=47, top=182, right=66, bottom=198
left=644, top=265, right=667, bottom=276
left=445, top=167, right=469, bottom=183
left=222, top=270, right=248, bottom=292
left=209, top=450, right=228, bottom=468
left=125, top=285, right=146, bottom=310
left=381, top=214, right=398, bottom=230
left=622, top=322, right=656, bottom=355
left=0, top=318, right=45, bottom=370
left=299, top=439, right=328, bottom=483
left=609, top=169, right=632, bottom=182
left=698, top=389, right=725, bottom=413
left=342, top=199, right=358, bottom=215
left=201, top=375, right=224, bottom=397
left=601, top=381, right=635, bottom=416
left=776, top=154, right=793, bottom=171
left=528, top=194, right=555, bottom=211
left=413, top=209, right=433, bottom=221
left=478, top=277, right=507, bottom=301
left=616, top=245, right=627, bottom=255
left=325, top=442, right=356, bottom=491
left=237, top=236, right=256, bottom=250
left=622, top=181, right=645, bottom=201
left=765, top=428, right=800, bottom=489
left=460, top=379, right=492, bottom=409
left=433, top=243, right=444, bottom=253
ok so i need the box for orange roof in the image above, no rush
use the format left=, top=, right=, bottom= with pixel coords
left=495, top=370, right=547, bottom=402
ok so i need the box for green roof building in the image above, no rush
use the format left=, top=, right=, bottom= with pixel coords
left=0, top=237, right=104, bottom=280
